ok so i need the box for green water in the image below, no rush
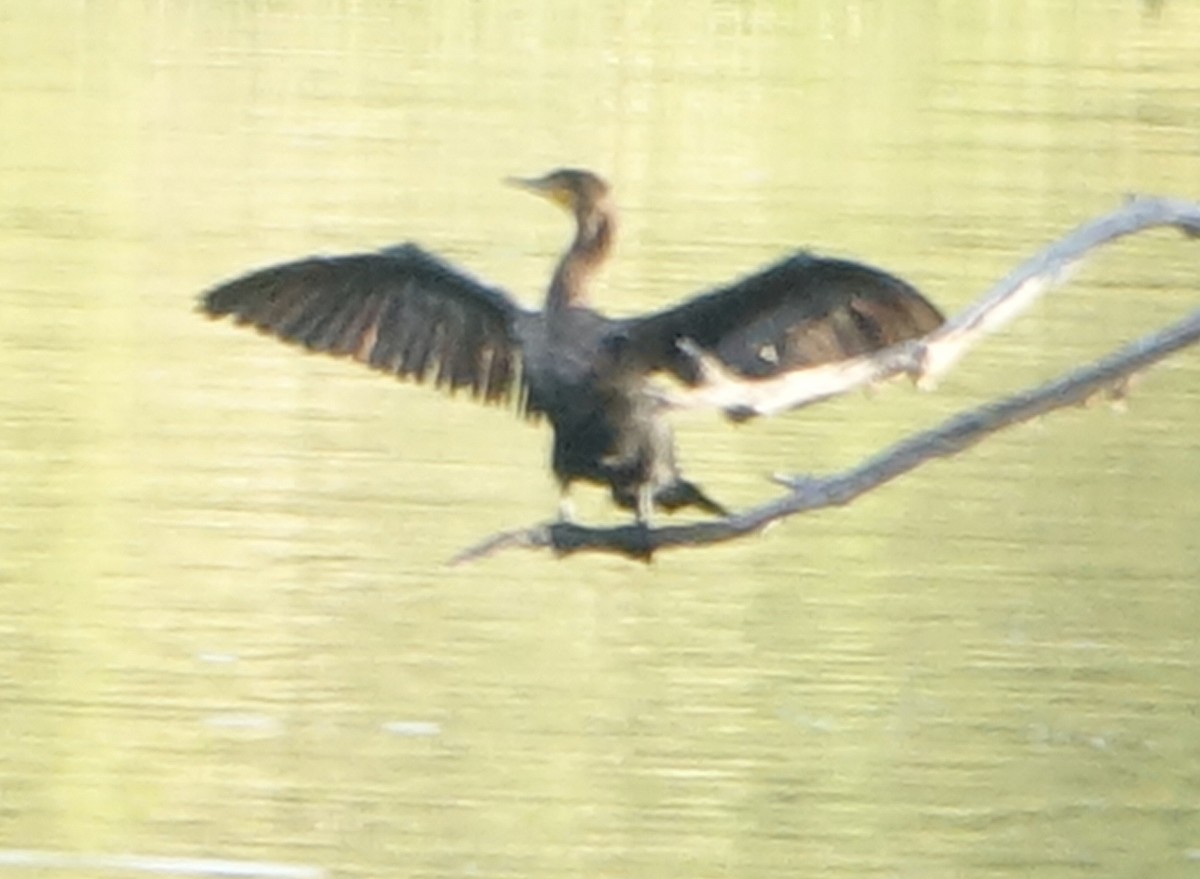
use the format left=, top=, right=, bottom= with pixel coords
left=1, top=2, right=1197, bottom=877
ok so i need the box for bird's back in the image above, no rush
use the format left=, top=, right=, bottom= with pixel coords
left=516, top=306, right=623, bottom=416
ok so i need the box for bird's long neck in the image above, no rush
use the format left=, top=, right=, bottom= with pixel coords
left=547, top=202, right=615, bottom=311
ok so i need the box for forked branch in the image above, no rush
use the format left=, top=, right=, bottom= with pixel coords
left=452, top=196, right=1200, bottom=564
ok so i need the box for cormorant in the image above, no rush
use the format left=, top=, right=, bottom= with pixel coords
left=200, top=169, right=944, bottom=522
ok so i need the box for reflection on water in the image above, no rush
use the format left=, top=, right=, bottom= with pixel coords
left=2, top=1, right=1198, bottom=878
left=0, top=851, right=324, bottom=878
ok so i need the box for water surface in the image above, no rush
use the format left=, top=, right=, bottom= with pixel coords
left=2, top=2, right=1198, bottom=877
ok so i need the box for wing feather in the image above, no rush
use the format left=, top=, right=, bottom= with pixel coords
left=199, top=242, right=530, bottom=408
left=626, top=252, right=944, bottom=383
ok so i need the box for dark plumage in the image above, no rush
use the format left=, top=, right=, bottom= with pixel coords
left=199, top=168, right=944, bottom=522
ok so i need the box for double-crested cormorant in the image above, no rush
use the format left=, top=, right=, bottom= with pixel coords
left=200, top=169, right=944, bottom=522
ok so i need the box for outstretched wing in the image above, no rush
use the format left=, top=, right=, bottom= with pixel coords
left=625, top=252, right=944, bottom=383
left=199, top=243, right=531, bottom=408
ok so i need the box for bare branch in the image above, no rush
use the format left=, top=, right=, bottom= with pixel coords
left=920, top=195, right=1200, bottom=385
left=453, top=307, right=1200, bottom=563
left=659, top=195, right=1200, bottom=419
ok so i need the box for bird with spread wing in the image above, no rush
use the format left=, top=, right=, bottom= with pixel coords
left=200, top=169, right=944, bottom=523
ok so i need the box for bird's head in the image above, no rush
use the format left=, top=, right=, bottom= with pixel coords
left=506, top=168, right=610, bottom=214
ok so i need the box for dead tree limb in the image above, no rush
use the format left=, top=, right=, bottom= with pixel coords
left=452, top=196, right=1199, bottom=564
left=452, top=309, right=1200, bottom=564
